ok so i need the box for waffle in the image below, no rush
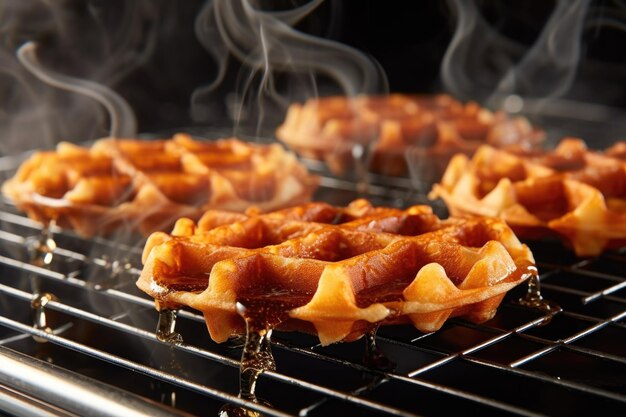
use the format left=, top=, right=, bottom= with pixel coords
left=276, top=94, right=544, bottom=179
left=2, top=134, right=318, bottom=237
left=137, top=199, right=534, bottom=345
left=430, top=138, right=626, bottom=256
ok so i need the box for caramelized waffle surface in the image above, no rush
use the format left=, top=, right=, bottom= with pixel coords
left=430, top=138, right=626, bottom=256
left=137, top=199, right=535, bottom=345
left=276, top=94, right=544, bottom=178
left=2, top=134, right=318, bottom=237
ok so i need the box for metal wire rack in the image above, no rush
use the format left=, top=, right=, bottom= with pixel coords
left=0, top=159, right=624, bottom=417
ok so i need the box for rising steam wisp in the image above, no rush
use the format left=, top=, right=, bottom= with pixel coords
left=442, top=0, right=592, bottom=109
left=17, top=41, right=137, bottom=138
left=192, top=0, right=389, bottom=135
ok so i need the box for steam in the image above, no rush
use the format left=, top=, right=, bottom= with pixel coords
left=18, top=42, right=137, bottom=139
left=0, top=46, right=56, bottom=152
left=442, top=0, right=592, bottom=108
left=0, top=0, right=156, bottom=154
left=192, top=0, right=389, bottom=134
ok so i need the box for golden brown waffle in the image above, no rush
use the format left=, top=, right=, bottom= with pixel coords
left=137, top=199, right=534, bottom=345
left=2, top=134, right=318, bottom=237
left=276, top=94, right=544, bottom=178
left=430, top=138, right=626, bottom=256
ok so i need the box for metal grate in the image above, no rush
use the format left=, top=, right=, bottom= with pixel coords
left=0, top=160, right=624, bottom=417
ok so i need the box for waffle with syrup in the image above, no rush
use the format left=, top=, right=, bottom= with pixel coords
left=276, top=94, right=544, bottom=178
left=137, top=199, right=535, bottom=345
left=430, top=138, right=626, bottom=256
left=2, top=133, right=318, bottom=237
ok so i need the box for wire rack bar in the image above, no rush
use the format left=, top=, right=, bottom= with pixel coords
left=0, top=232, right=599, bottom=417
left=0, top=283, right=422, bottom=417
left=1, top=186, right=625, bottom=416
left=0, top=345, right=193, bottom=417
left=0, top=316, right=290, bottom=417
left=463, top=356, right=626, bottom=402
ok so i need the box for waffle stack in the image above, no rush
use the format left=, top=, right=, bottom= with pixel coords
left=2, top=134, right=318, bottom=237
left=137, top=199, right=534, bottom=345
left=430, top=138, right=626, bottom=256
left=276, top=94, right=544, bottom=178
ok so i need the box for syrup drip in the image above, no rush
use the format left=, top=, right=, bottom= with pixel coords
left=31, top=292, right=55, bottom=343
left=238, top=326, right=275, bottom=401
left=153, top=344, right=183, bottom=409
left=219, top=302, right=276, bottom=417
left=28, top=224, right=58, bottom=343
left=516, top=268, right=561, bottom=319
left=156, top=309, right=183, bottom=343
left=151, top=308, right=184, bottom=408
left=28, top=223, right=56, bottom=268
left=362, top=327, right=396, bottom=372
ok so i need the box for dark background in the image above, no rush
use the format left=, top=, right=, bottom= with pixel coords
left=1, top=0, right=625, bottom=149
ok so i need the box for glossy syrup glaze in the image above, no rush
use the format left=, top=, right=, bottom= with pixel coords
left=218, top=302, right=276, bottom=417
left=515, top=266, right=561, bottom=321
